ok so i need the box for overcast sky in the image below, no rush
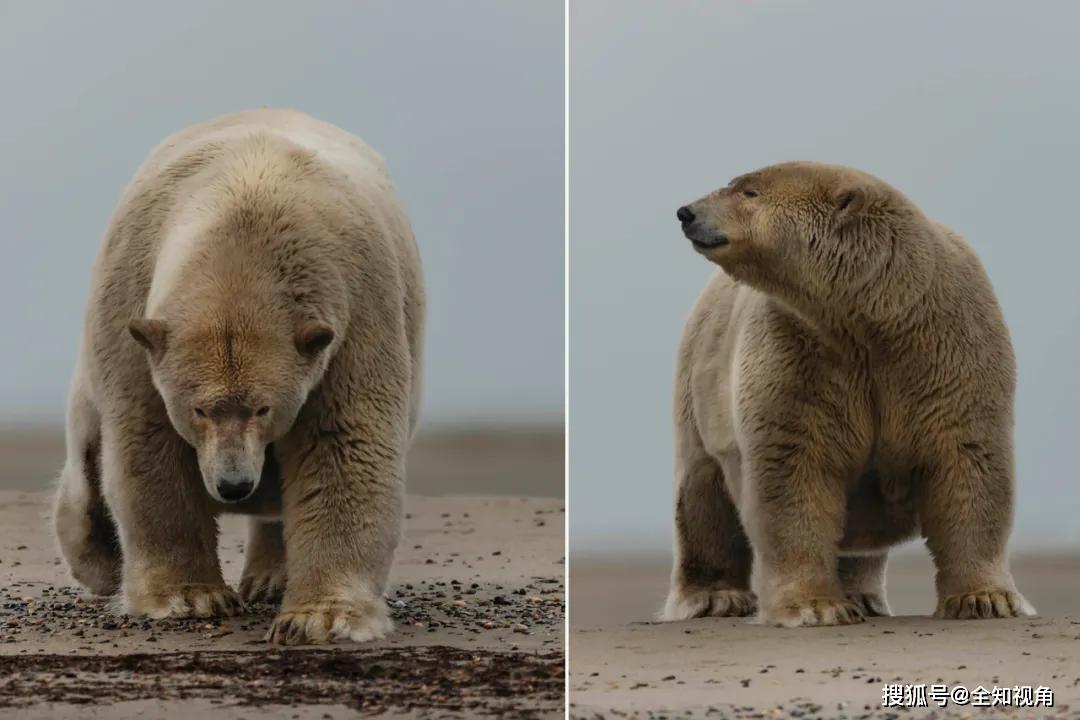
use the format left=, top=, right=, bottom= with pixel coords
left=0, top=0, right=564, bottom=430
left=570, top=0, right=1080, bottom=555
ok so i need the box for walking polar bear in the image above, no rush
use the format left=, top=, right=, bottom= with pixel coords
left=54, top=109, right=424, bottom=645
left=663, top=161, right=1033, bottom=627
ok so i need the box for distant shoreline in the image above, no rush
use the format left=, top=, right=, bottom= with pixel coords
left=0, top=424, right=564, bottom=498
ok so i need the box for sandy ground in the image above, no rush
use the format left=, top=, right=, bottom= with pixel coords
left=570, top=553, right=1080, bottom=719
left=0, top=427, right=565, bottom=718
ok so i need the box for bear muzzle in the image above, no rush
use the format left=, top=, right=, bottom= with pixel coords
left=677, top=205, right=730, bottom=251
left=215, top=475, right=256, bottom=503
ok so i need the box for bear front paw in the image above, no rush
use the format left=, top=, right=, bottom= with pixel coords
left=764, top=596, right=866, bottom=627
left=125, top=583, right=245, bottom=619
left=266, top=599, right=393, bottom=645
left=239, top=568, right=287, bottom=605
left=934, top=589, right=1036, bottom=619
left=659, top=585, right=757, bottom=621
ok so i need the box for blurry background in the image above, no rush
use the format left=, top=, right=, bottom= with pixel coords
left=0, top=1, right=564, bottom=497
left=570, top=0, right=1080, bottom=624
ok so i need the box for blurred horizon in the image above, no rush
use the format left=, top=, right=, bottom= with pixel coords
left=0, top=424, right=564, bottom=498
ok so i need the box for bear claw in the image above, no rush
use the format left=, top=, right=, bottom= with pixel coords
left=266, top=600, right=393, bottom=645
left=934, top=589, right=1035, bottom=619
left=239, top=570, right=287, bottom=605
left=846, top=591, right=891, bottom=617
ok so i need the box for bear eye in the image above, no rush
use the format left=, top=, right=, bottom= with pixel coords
left=194, top=407, right=207, bottom=418
left=742, top=190, right=759, bottom=198
left=256, top=406, right=271, bottom=417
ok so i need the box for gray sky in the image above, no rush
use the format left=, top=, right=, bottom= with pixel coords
left=570, top=0, right=1080, bottom=554
left=0, top=0, right=564, bottom=429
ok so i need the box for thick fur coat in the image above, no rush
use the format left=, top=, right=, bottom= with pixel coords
left=54, top=109, right=424, bottom=644
left=662, top=162, right=1032, bottom=626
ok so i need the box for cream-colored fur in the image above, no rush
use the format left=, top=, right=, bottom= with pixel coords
left=53, top=109, right=424, bottom=645
left=661, top=161, right=1033, bottom=627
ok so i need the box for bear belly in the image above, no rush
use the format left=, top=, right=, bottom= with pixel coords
left=838, top=467, right=920, bottom=553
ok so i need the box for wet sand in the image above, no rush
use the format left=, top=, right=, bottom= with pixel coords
left=0, top=426, right=565, bottom=718
left=570, top=552, right=1080, bottom=719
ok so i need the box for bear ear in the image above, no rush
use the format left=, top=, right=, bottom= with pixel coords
left=129, top=318, right=168, bottom=358
left=833, top=186, right=867, bottom=224
left=295, top=321, right=335, bottom=358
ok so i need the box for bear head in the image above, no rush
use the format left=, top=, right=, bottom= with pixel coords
left=677, top=161, right=904, bottom=309
left=128, top=313, right=335, bottom=504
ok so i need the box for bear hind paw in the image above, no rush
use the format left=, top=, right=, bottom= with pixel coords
left=659, top=586, right=757, bottom=622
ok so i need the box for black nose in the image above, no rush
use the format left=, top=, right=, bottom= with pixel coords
left=676, top=206, right=695, bottom=223
left=217, top=479, right=254, bottom=502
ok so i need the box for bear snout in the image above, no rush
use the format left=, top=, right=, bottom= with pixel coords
left=215, top=475, right=256, bottom=503
left=677, top=204, right=729, bottom=250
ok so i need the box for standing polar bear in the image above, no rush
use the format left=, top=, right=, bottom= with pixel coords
left=54, top=109, right=424, bottom=645
left=663, top=161, right=1033, bottom=627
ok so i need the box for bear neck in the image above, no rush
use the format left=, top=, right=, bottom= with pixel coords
left=767, top=225, right=943, bottom=353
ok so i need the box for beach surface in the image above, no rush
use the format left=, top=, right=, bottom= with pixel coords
left=0, top=427, right=565, bottom=718
left=570, top=553, right=1080, bottom=719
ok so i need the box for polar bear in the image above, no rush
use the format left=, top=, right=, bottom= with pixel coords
left=53, top=109, right=424, bottom=645
left=661, top=161, right=1033, bottom=627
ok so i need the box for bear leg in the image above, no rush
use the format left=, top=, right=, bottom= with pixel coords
left=55, top=442, right=122, bottom=596
left=101, top=421, right=243, bottom=619
left=266, top=424, right=402, bottom=645
left=918, top=446, right=1035, bottom=619
left=660, top=427, right=755, bottom=621
left=53, top=377, right=121, bottom=596
left=838, top=553, right=891, bottom=616
left=748, top=446, right=867, bottom=628
left=239, top=519, right=287, bottom=604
